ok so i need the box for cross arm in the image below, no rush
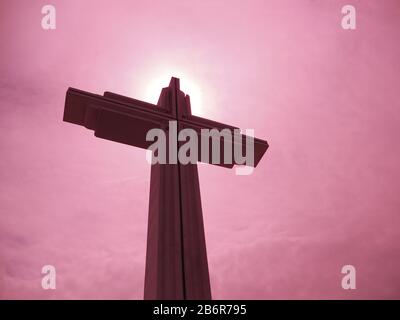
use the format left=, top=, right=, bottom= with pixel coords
left=63, top=86, right=268, bottom=168
left=63, top=87, right=173, bottom=149
left=179, top=116, right=269, bottom=168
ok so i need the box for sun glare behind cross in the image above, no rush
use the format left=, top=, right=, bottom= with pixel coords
left=144, top=72, right=203, bottom=116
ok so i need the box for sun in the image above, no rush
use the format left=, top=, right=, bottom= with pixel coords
left=143, top=71, right=203, bottom=116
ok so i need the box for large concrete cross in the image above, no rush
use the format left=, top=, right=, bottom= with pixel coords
left=63, top=77, right=268, bottom=299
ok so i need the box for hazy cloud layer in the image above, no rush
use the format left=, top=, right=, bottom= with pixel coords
left=0, top=0, right=399, bottom=299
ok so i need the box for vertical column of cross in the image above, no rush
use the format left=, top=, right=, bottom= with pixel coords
left=143, top=81, right=185, bottom=300
left=175, top=81, right=212, bottom=300
left=144, top=78, right=211, bottom=300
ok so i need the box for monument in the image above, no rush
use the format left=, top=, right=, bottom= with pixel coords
left=63, top=77, right=268, bottom=299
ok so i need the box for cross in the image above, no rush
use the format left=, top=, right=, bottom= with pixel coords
left=63, top=77, right=268, bottom=299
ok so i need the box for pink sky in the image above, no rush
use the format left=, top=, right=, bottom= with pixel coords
left=1, top=0, right=400, bottom=299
